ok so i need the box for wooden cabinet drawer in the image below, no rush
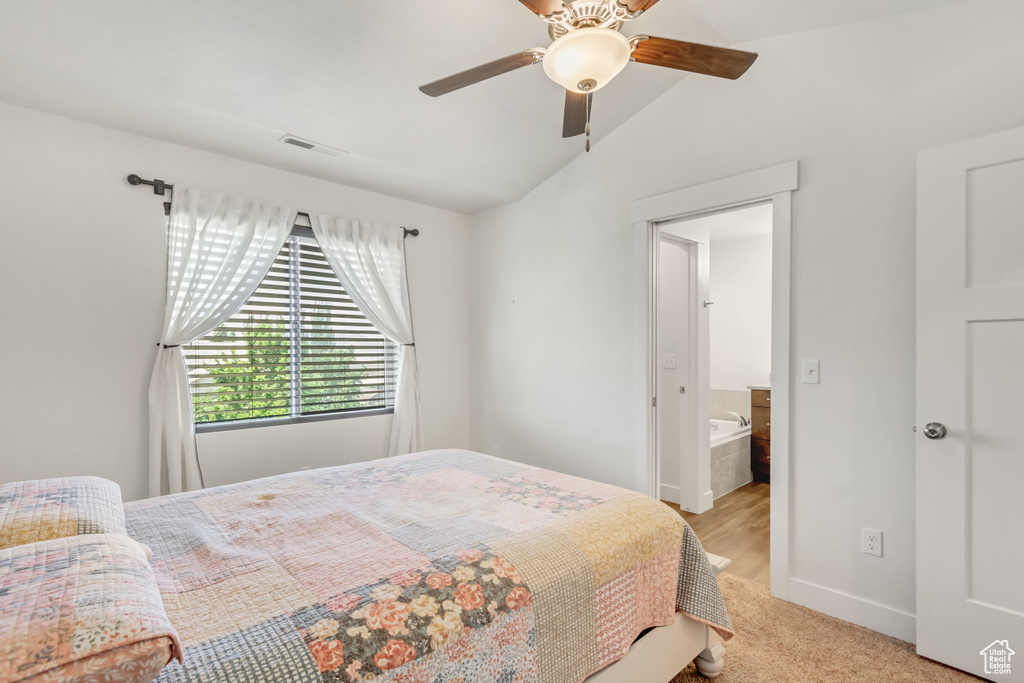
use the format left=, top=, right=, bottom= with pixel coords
left=751, top=389, right=771, bottom=408
left=751, top=439, right=771, bottom=473
left=751, top=406, right=771, bottom=441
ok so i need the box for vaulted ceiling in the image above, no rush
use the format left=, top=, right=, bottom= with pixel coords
left=0, top=0, right=964, bottom=213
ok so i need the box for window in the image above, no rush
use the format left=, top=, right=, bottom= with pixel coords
left=183, top=227, right=397, bottom=430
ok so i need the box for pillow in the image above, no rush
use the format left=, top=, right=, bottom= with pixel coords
left=0, top=533, right=182, bottom=683
left=0, top=476, right=127, bottom=550
left=16, top=637, right=177, bottom=683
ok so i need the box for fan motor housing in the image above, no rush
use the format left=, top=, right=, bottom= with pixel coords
left=548, top=1, right=628, bottom=40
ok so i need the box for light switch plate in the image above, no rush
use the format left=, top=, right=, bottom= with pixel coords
left=802, top=359, right=820, bottom=384
left=662, top=354, right=677, bottom=369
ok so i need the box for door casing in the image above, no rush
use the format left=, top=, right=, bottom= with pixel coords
left=631, top=161, right=798, bottom=599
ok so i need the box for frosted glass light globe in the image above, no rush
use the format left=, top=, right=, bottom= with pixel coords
left=542, top=27, right=631, bottom=93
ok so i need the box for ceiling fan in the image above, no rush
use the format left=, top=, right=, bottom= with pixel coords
left=419, top=0, right=758, bottom=151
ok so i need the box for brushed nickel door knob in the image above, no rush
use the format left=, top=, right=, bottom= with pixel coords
left=923, top=422, right=947, bottom=440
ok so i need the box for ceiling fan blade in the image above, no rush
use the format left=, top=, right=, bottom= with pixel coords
left=519, top=0, right=566, bottom=17
left=616, top=0, right=661, bottom=14
left=562, top=90, right=589, bottom=138
left=420, top=49, right=545, bottom=97
left=630, top=36, right=758, bottom=80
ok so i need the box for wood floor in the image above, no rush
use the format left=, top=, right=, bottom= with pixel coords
left=663, top=482, right=770, bottom=586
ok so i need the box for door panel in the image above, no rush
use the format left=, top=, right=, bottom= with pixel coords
left=917, top=125, right=1024, bottom=681
left=966, top=321, right=1024, bottom=616
left=750, top=406, right=771, bottom=441
left=750, top=439, right=770, bottom=474
left=657, top=239, right=691, bottom=505
left=658, top=220, right=711, bottom=513
left=966, top=159, right=1024, bottom=289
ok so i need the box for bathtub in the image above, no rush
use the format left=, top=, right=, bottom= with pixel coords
left=710, top=418, right=753, bottom=498
left=710, top=418, right=751, bottom=447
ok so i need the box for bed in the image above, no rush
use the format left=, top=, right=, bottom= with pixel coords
left=1, top=449, right=731, bottom=682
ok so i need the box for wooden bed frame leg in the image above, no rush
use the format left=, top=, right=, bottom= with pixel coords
left=694, top=635, right=726, bottom=678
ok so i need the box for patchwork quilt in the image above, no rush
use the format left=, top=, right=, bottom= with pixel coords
left=0, top=477, right=127, bottom=551
left=125, top=449, right=732, bottom=682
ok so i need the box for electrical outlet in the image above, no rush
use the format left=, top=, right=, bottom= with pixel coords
left=862, top=528, right=883, bottom=557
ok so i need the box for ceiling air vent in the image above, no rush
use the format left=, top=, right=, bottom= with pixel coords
left=278, top=134, right=347, bottom=158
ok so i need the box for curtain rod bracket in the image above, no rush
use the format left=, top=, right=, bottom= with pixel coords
left=128, top=174, right=173, bottom=196
left=403, top=228, right=419, bottom=238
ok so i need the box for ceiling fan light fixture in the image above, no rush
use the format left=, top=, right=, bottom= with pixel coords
left=542, top=27, right=631, bottom=93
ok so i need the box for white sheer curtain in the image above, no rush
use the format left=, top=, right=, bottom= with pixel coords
left=310, top=216, right=421, bottom=456
left=148, top=187, right=296, bottom=496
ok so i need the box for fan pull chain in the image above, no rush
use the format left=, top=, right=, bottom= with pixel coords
left=585, top=93, right=593, bottom=153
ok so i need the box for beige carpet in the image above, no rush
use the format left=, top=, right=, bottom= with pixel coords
left=672, top=573, right=982, bottom=682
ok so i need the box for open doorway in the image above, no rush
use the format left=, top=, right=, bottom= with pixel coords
left=655, top=202, right=773, bottom=584
left=633, top=160, right=796, bottom=598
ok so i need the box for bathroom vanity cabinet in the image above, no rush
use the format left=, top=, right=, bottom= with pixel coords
left=751, top=389, right=771, bottom=483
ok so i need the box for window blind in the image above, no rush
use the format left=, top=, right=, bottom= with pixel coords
left=184, top=232, right=396, bottom=426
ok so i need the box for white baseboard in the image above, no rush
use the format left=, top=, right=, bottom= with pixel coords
left=659, top=483, right=680, bottom=504
left=786, top=578, right=916, bottom=643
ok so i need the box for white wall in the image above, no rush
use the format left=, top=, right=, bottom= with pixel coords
left=0, top=102, right=472, bottom=501
left=710, top=233, right=772, bottom=391
left=469, top=0, right=1024, bottom=640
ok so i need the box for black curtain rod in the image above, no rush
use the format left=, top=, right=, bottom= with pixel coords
left=128, top=174, right=173, bottom=216
left=127, top=174, right=419, bottom=237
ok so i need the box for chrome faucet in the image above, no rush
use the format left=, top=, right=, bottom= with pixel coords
left=724, top=411, right=750, bottom=427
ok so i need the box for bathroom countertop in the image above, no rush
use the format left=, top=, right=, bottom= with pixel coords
left=747, top=385, right=771, bottom=391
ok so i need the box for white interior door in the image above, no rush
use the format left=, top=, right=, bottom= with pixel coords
left=657, top=238, right=691, bottom=505
left=659, top=222, right=712, bottom=513
left=917, top=125, right=1024, bottom=681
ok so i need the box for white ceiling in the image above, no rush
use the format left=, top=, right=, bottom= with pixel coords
left=0, top=0, right=964, bottom=214
left=708, top=203, right=774, bottom=242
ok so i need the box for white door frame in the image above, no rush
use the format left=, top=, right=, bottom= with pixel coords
left=631, top=161, right=799, bottom=599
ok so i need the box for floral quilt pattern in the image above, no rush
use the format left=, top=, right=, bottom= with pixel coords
left=292, top=547, right=531, bottom=680
left=0, top=533, right=180, bottom=683
left=123, top=449, right=730, bottom=683
left=484, top=476, right=605, bottom=514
